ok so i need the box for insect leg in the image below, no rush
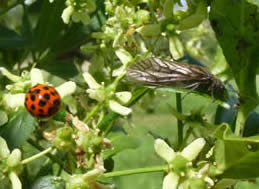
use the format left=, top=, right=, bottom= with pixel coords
left=181, top=82, right=202, bottom=100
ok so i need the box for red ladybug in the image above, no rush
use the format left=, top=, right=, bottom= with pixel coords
left=24, top=84, right=61, bottom=118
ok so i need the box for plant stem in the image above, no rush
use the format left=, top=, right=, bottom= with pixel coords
left=83, top=103, right=103, bottom=123
left=235, top=104, right=248, bottom=136
left=176, top=93, right=183, bottom=150
left=21, top=147, right=53, bottom=165
left=103, top=165, right=167, bottom=178
left=27, top=139, right=71, bottom=173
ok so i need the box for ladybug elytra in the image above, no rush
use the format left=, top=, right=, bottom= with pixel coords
left=24, top=84, right=61, bottom=118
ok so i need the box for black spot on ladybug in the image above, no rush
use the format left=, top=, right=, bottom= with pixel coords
left=31, top=104, right=35, bottom=110
left=33, top=89, right=41, bottom=94
left=39, top=100, right=46, bottom=107
left=25, top=98, right=28, bottom=101
left=39, top=109, right=44, bottom=113
left=53, top=99, right=60, bottom=106
left=43, top=93, right=50, bottom=100
left=50, top=92, right=56, bottom=96
left=43, top=86, right=49, bottom=90
left=30, top=95, right=36, bottom=101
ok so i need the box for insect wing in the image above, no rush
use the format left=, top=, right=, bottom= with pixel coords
left=127, top=57, right=210, bottom=88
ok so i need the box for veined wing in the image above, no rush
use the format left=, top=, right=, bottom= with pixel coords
left=127, top=57, right=211, bottom=87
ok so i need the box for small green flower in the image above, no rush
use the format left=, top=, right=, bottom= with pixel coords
left=54, top=127, right=75, bottom=152
left=83, top=72, right=132, bottom=116
left=66, top=169, right=103, bottom=189
left=154, top=138, right=209, bottom=189
left=62, top=0, right=96, bottom=24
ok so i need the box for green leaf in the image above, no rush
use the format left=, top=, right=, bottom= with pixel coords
left=210, top=46, right=232, bottom=82
left=210, top=0, right=259, bottom=115
left=214, top=124, right=259, bottom=178
left=235, top=180, right=259, bottom=189
left=39, top=59, right=78, bottom=79
left=0, top=108, right=36, bottom=150
left=214, top=179, right=237, bottom=189
left=163, top=0, right=175, bottom=18
left=178, top=0, right=207, bottom=30
left=136, top=24, right=161, bottom=38
left=102, top=135, right=141, bottom=159
left=31, top=176, right=65, bottom=189
left=0, top=25, right=28, bottom=48
left=34, top=0, right=65, bottom=53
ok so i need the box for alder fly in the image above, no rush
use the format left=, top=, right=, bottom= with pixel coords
left=127, top=57, right=226, bottom=100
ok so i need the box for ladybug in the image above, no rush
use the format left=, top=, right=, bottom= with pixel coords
left=24, top=84, right=61, bottom=118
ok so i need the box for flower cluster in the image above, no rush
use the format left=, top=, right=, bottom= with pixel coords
left=61, top=0, right=96, bottom=24
left=83, top=71, right=132, bottom=116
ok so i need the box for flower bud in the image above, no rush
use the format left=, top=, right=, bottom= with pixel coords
left=115, top=91, right=132, bottom=104
left=135, top=10, right=150, bottom=25
left=54, top=127, right=75, bottom=151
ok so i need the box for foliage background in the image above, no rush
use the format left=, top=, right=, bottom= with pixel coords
left=2, top=0, right=259, bottom=189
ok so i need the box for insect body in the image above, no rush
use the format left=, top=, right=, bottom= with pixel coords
left=24, top=84, right=61, bottom=118
left=127, top=57, right=226, bottom=100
